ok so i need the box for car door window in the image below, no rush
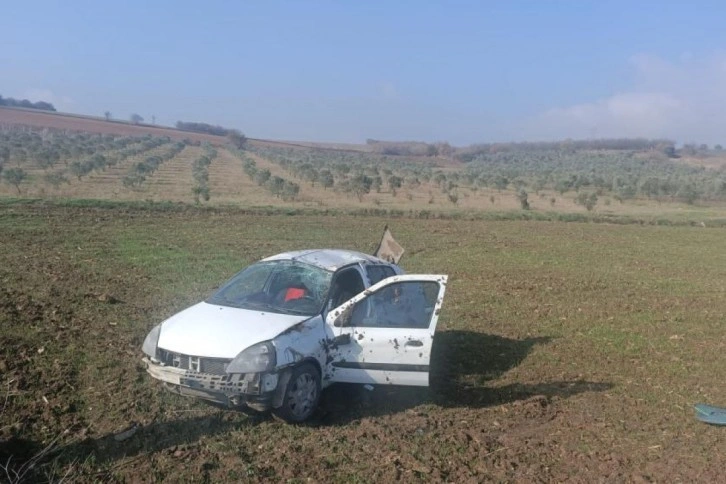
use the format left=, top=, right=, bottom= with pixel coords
left=350, top=281, right=438, bottom=329
left=366, top=264, right=396, bottom=286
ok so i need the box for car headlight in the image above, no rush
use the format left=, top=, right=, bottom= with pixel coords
left=142, top=324, right=162, bottom=359
left=227, top=341, right=276, bottom=373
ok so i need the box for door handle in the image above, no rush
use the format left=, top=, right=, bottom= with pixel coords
left=404, top=340, right=423, bottom=347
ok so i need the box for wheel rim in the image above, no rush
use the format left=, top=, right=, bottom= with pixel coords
left=288, top=372, right=318, bottom=418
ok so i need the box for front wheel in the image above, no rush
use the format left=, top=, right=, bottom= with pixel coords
left=273, top=363, right=321, bottom=423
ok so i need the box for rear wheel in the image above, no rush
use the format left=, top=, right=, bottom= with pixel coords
left=273, top=363, right=321, bottom=423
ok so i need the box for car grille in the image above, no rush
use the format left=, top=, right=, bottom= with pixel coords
left=158, top=350, right=230, bottom=375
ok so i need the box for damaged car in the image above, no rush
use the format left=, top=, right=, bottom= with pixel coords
left=142, top=229, right=447, bottom=422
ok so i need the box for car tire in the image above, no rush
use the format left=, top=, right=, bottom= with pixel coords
left=273, top=363, right=321, bottom=423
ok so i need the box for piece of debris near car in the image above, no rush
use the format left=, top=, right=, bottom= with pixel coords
left=142, top=229, right=447, bottom=422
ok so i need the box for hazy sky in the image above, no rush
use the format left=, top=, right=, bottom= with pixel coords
left=4, top=1, right=726, bottom=145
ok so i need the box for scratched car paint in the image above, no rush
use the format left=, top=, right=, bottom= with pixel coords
left=142, top=232, right=448, bottom=422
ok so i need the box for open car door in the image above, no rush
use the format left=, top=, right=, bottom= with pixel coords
left=325, top=274, right=447, bottom=386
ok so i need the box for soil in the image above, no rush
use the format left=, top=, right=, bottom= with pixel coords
left=1, top=205, right=725, bottom=482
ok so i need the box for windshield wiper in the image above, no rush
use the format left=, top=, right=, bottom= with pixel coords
left=243, top=301, right=300, bottom=315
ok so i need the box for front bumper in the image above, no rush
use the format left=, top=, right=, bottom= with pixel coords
left=143, top=357, right=278, bottom=410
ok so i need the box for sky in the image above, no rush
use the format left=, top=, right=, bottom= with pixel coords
left=3, top=0, right=726, bottom=145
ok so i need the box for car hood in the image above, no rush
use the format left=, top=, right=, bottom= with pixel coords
left=157, top=302, right=308, bottom=359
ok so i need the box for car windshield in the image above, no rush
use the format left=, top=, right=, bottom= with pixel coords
left=206, top=260, right=333, bottom=316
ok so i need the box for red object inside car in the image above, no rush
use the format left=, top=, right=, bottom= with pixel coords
left=284, top=288, right=306, bottom=301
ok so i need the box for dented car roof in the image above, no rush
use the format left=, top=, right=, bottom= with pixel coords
left=262, top=249, right=390, bottom=271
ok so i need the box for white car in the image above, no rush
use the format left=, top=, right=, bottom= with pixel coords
left=142, top=233, right=447, bottom=422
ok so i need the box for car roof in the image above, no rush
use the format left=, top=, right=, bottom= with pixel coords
left=261, top=249, right=392, bottom=271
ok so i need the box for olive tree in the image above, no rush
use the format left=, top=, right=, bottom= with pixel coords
left=3, top=168, right=27, bottom=194
left=319, top=170, right=334, bottom=190
left=575, top=192, right=598, bottom=211
left=228, top=130, right=247, bottom=150
left=350, top=174, right=372, bottom=202
left=387, top=175, right=403, bottom=196
left=517, top=189, right=530, bottom=210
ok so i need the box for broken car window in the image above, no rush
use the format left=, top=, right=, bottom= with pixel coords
left=207, top=261, right=333, bottom=316
left=329, top=267, right=366, bottom=309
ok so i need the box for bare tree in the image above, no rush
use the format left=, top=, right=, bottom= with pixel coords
left=104, top=111, right=112, bottom=121
left=130, top=113, right=144, bottom=124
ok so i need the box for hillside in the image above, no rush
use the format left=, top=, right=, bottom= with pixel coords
left=0, top=107, right=381, bottom=154
left=3, top=109, right=726, bottom=222
left=0, top=106, right=226, bottom=144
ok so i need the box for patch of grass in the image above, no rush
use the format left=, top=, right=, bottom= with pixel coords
left=5, top=195, right=726, bottom=227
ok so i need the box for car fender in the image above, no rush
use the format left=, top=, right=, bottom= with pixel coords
left=273, top=314, right=327, bottom=375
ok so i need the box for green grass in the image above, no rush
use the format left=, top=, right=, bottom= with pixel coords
left=5, top=195, right=726, bottom=227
